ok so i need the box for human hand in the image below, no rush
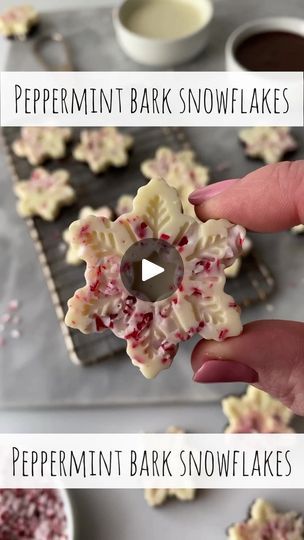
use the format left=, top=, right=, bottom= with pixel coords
left=189, top=161, right=304, bottom=414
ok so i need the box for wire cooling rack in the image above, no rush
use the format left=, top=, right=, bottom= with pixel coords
left=1, top=126, right=275, bottom=366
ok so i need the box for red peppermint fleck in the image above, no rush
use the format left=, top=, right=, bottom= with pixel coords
left=93, top=314, right=106, bottom=331
left=79, top=224, right=90, bottom=237
left=123, top=296, right=136, bottom=315
left=219, top=328, right=229, bottom=340
left=178, top=236, right=188, bottom=247
left=160, top=233, right=170, bottom=241
left=192, top=287, right=202, bottom=296
left=90, top=280, right=100, bottom=293
left=137, top=312, right=153, bottom=332
left=237, top=233, right=244, bottom=248
left=135, top=222, right=148, bottom=238
left=125, top=312, right=153, bottom=341
left=204, top=260, right=212, bottom=272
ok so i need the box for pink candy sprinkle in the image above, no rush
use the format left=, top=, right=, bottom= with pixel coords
left=1, top=314, right=11, bottom=324
left=0, top=489, right=68, bottom=539
left=8, top=300, right=19, bottom=312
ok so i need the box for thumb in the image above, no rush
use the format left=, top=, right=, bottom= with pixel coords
left=191, top=320, right=304, bottom=415
left=189, top=161, right=304, bottom=232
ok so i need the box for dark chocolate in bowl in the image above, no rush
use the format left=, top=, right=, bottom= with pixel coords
left=235, top=31, right=304, bottom=71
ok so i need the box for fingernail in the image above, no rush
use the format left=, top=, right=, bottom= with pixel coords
left=189, top=179, right=238, bottom=205
left=193, top=359, right=258, bottom=383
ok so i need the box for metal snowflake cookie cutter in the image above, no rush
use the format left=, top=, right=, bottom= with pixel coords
left=222, top=386, right=294, bottom=434
left=65, top=177, right=245, bottom=378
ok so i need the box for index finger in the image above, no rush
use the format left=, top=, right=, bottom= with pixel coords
left=189, top=161, right=304, bottom=232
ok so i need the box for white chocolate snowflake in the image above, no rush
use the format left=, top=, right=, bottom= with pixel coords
left=239, top=127, right=298, bottom=164
left=145, top=426, right=196, bottom=507
left=73, top=127, right=133, bottom=174
left=65, top=177, right=245, bottom=379
left=115, top=194, right=134, bottom=216
left=0, top=5, right=39, bottom=38
left=291, top=224, right=304, bottom=235
left=145, top=487, right=195, bottom=507
left=141, top=147, right=209, bottom=216
left=222, top=386, right=293, bottom=434
left=224, top=236, right=252, bottom=279
left=12, top=127, right=72, bottom=166
left=228, top=499, right=304, bottom=540
left=14, top=168, right=75, bottom=221
left=64, top=206, right=112, bottom=265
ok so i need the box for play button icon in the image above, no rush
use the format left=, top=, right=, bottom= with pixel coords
left=142, top=259, right=164, bottom=282
left=120, top=238, right=184, bottom=302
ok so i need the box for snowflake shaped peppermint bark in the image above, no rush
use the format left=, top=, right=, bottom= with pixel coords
left=14, top=168, right=76, bottom=221
left=239, top=127, right=298, bottom=164
left=0, top=5, right=39, bottom=38
left=12, top=127, right=72, bottom=165
left=64, top=205, right=112, bottom=265
left=65, top=177, right=245, bottom=378
left=228, top=499, right=304, bottom=540
left=222, top=386, right=293, bottom=434
left=141, top=147, right=209, bottom=215
left=73, top=127, right=133, bottom=173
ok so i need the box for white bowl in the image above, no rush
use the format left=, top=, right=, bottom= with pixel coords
left=225, top=17, right=304, bottom=71
left=113, top=0, right=213, bottom=67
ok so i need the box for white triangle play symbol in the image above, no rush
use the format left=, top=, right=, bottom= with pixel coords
left=142, top=259, right=165, bottom=282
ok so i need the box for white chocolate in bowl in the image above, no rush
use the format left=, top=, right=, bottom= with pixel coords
left=123, top=0, right=208, bottom=40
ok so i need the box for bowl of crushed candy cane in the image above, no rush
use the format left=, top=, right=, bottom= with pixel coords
left=0, top=488, right=74, bottom=539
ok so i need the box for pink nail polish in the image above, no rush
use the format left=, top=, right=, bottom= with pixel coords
left=193, top=359, right=258, bottom=384
left=189, top=179, right=238, bottom=205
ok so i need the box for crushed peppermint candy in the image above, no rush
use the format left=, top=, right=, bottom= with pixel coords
left=0, top=489, right=68, bottom=540
left=0, top=300, right=22, bottom=348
